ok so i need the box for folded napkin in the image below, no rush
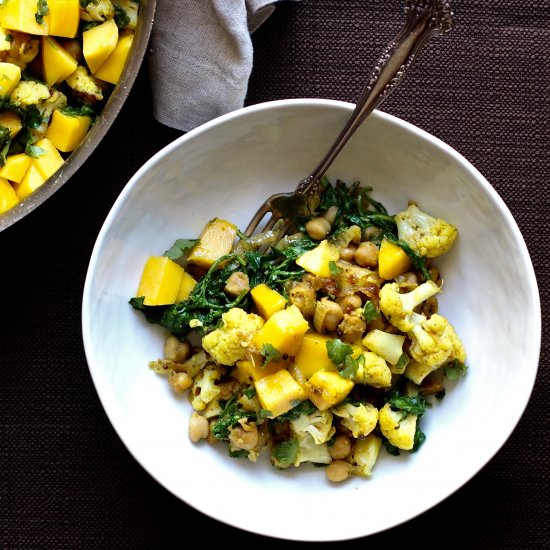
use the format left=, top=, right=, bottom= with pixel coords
left=148, top=0, right=297, bottom=132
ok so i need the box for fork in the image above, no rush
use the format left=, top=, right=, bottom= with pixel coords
left=243, top=0, right=454, bottom=243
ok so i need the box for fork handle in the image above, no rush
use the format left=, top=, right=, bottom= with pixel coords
left=296, top=0, right=454, bottom=196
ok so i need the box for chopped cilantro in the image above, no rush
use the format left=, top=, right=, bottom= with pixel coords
left=362, top=300, right=378, bottom=321
left=271, top=438, right=299, bottom=466
left=326, top=338, right=353, bottom=365
left=163, top=238, right=198, bottom=261
left=328, top=260, right=341, bottom=275
left=25, top=144, right=46, bottom=159
left=35, top=0, right=49, bottom=25
left=260, top=343, right=282, bottom=366
left=113, top=5, right=130, bottom=28
left=444, top=360, right=468, bottom=381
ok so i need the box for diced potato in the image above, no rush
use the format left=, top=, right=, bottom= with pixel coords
left=0, top=0, right=49, bottom=35
left=0, top=153, right=31, bottom=183
left=187, top=218, right=237, bottom=269
left=31, top=138, right=64, bottom=180
left=175, top=270, right=197, bottom=301
left=254, top=369, right=307, bottom=418
left=307, top=370, right=354, bottom=411
left=95, top=31, right=134, bottom=85
left=82, top=18, right=118, bottom=74
left=48, top=0, right=79, bottom=38
left=13, top=164, right=45, bottom=200
left=252, top=305, right=309, bottom=357
left=45, top=109, right=90, bottom=153
left=0, top=176, right=18, bottom=213
left=42, top=36, right=78, bottom=87
left=136, top=256, right=185, bottom=306
left=378, top=239, right=412, bottom=280
left=295, top=239, right=340, bottom=277
left=0, top=110, right=22, bottom=137
left=294, top=331, right=335, bottom=379
left=362, top=329, right=405, bottom=366
left=0, top=62, right=21, bottom=98
left=250, top=283, right=287, bottom=319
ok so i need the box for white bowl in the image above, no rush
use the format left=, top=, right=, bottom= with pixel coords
left=82, top=99, right=541, bottom=542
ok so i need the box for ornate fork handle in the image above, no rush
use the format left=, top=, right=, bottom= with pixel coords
left=295, top=0, right=454, bottom=198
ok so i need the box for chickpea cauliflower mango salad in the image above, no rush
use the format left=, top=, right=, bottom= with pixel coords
left=0, top=0, right=139, bottom=214
left=130, top=178, right=468, bottom=483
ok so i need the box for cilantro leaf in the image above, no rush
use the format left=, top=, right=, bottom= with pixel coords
left=362, top=300, right=378, bottom=321
left=271, top=438, right=299, bottom=466
left=326, top=338, right=353, bottom=365
left=35, top=0, right=49, bottom=25
left=113, top=4, right=130, bottom=28
left=274, top=400, right=316, bottom=423
left=444, top=360, right=468, bottom=381
left=0, top=125, right=12, bottom=167
left=339, top=353, right=363, bottom=379
left=260, top=343, right=282, bottom=366
left=163, top=238, right=198, bottom=261
left=387, top=392, right=428, bottom=417
left=412, top=424, right=426, bottom=452
left=394, top=353, right=410, bottom=373
left=25, top=144, right=46, bottom=159
left=328, top=260, right=341, bottom=275
left=211, top=397, right=255, bottom=440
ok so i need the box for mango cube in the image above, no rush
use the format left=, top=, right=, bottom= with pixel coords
left=0, top=176, right=18, bottom=213
left=0, top=109, right=22, bottom=137
left=0, top=0, right=49, bottom=35
left=95, top=31, right=134, bottom=84
left=254, top=369, right=307, bottom=418
left=0, top=153, right=31, bottom=183
left=14, top=164, right=45, bottom=200
left=0, top=62, right=21, bottom=98
left=42, top=36, right=78, bottom=87
left=31, top=138, right=64, bottom=180
left=252, top=305, right=309, bottom=357
left=48, top=0, right=79, bottom=38
left=295, top=239, right=340, bottom=277
left=175, top=270, right=197, bottom=301
left=307, top=370, right=354, bottom=411
left=294, top=331, right=335, bottom=379
left=187, top=218, right=237, bottom=269
left=83, top=18, right=119, bottom=74
left=250, top=283, right=287, bottom=319
left=232, top=355, right=284, bottom=385
left=45, top=109, right=90, bottom=152
left=136, top=256, right=185, bottom=306
left=378, top=239, right=412, bottom=280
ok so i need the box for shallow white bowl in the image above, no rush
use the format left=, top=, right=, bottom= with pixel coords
left=82, top=99, right=541, bottom=542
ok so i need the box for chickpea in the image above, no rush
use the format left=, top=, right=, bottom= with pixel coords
left=326, top=460, right=352, bottom=483
left=224, top=271, right=250, bottom=297
left=322, top=205, right=339, bottom=225
left=217, top=379, right=240, bottom=400
left=163, top=335, right=191, bottom=363
left=168, top=370, right=193, bottom=393
left=188, top=412, right=209, bottom=443
left=361, top=226, right=381, bottom=241
left=395, top=271, right=418, bottom=289
left=336, top=293, right=362, bottom=313
left=339, top=245, right=357, bottom=262
left=329, top=434, right=352, bottom=460
left=354, top=241, right=379, bottom=268
left=314, top=299, right=344, bottom=333
left=305, top=217, right=331, bottom=240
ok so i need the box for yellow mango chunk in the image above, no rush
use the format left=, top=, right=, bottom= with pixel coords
left=32, top=138, right=64, bottom=180
left=0, top=62, right=21, bottom=97
left=378, top=239, right=412, bottom=280
left=42, top=36, right=78, bottom=87
left=136, top=256, right=185, bottom=306
left=175, top=270, right=197, bottom=301
left=294, top=331, right=335, bottom=379
left=95, top=31, right=134, bottom=84
left=83, top=18, right=119, bottom=74
left=45, top=109, right=91, bottom=153
left=232, top=354, right=284, bottom=385
left=295, top=239, right=340, bottom=277
left=0, top=153, right=32, bottom=183
left=187, top=218, right=237, bottom=269
left=48, top=0, right=79, bottom=38
left=0, top=110, right=22, bottom=137
left=250, top=283, right=287, bottom=319
left=307, top=370, right=354, bottom=411
left=0, top=176, right=19, bottom=213
left=252, top=305, right=309, bottom=357
left=14, top=164, right=45, bottom=200
left=254, top=369, right=307, bottom=418
left=0, top=0, right=49, bottom=35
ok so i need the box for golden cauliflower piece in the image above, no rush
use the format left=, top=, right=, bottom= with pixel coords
left=395, top=203, right=458, bottom=258
left=353, top=351, right=392, bottom=388
left=9, top=80, right=50, bottom=107
left=378, top=403, right=417, bottom=451
left=65, top=66, right=104, bottom=102
left=202, top=307, right=264, bottom=366
left=81, top=0, right=115, bottom=21
left=332, top=402, right=378, bottom=438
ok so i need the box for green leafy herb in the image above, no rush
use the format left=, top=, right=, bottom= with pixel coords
left=387, top=391, right=428, bottom=417
left=25, top=144, right=46, bottom=158
left=35, top=0, right=49, bottom=24
left=328, top=260, right=341, bottom=275
left=243, top=386, right=256, bottom=399
left=339, top=353, right=364, bottom=379
left=274, top=400, right=316, bottom=423
left=444, top=360, right=468, bottom=381
left=60, top=104, right=96, bottom=118
left=229, top=449, right=249, bottom=458
left=412, top=424, right=426, bottom=452
left=362, top=300, right=378, bottom=321
left=4, top=34, right=13, bottom=43
left=0, top=125, right=12, bottom=166
left=79, top=0, right=98, bottom=6
left=271, top=438, right=299, bottom=466
left=260, top=343, right=282, bottom=366
left=326, top=339, right=353, bottom=365
left=211, top=397, right=255, bottom=440
left=383, top=233, right=430, bottom=281
left=163, top=238, right=198, bottom=261
left=128, top=296, right=168, bottom=324
left=113, top=4, right=130, bottom=28
left=382, top=437, right=401, bottom=456
left=258, top=409, right=273, bottom=419
left=394, top=353, right=410, bottom=373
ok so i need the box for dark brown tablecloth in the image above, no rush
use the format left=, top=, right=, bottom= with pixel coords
left=1, top=1, right=548, bottom=548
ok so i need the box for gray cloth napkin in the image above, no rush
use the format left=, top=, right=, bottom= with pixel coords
left=148, top=0, right=295, bottom=132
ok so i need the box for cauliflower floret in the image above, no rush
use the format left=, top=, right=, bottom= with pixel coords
left=290, top=409, right=335, bottom=444
left=9, top=80, right=50, bottom=107
left=32, top=90, right=68, bottom=138
left=0, top=32, right=39, bottom=69
left=379, top=280, right=441, bottom=333
left=378, top=402, right=417, bottom=451
left=65, top=66, right=104, bottom=102
left=81, top=0, right=115, bottom=21
left=332, top=402, right=378, bottom=438
left=191, top=364, right=221, bottom=411
left=202, top=307, right=264, bottom=366
left=352, top=351, right=392, bottom=388
left=349, top=434, right=382, bottom=477
left=395, top=203, right=458, bottom=258
left=293, top=432, right=332, bottom=467
left=112, top=0, right=139, bottom=29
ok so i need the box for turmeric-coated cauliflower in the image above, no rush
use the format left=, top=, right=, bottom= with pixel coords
left=202, top=307, right=264, bottom=366
left=395, top=203, right=458, bottom=258
left=81, top=0, right=115, bottom=21
left=352, top=351, right=392, bottom=388
left=65, top=66, right=104, bottom=102
left=290, top=408, right=335, bottom=444
left=378, top=403, right=417, bottom=451
left=349, top=434, right=382, bottom=477
left=191, top=364, right=221, bottom=411
left=9, top=80, right=50, bottom=107
left=332, top=402, right=378, bottom=438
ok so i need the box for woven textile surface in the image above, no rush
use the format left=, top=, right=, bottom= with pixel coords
left=1, top=1, right=548, bottom=548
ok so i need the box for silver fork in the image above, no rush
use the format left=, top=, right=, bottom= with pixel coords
left=243, top=0, right=454, bottom=243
